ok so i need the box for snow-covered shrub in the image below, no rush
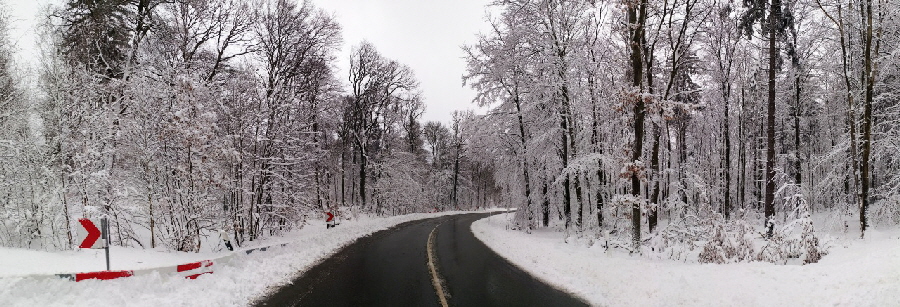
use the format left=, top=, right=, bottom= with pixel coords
left=697, top=226, right=727, bottom=264
left=606, top=193, right=650, bottom=252
left=756, top=233, right=788, bottom=264
left=752, top=190, right=828, bottom=264
left=781, top=186, right=826, bottom=264
left=510, top=207, right=534, bottom=233
left=870, top=195, right=900, bottom=226
left=698, top=221, right=755, bottom=264
left=645, top=210, right=707, bottom=261
left=753, top=219, right=827, bottom=265
left=795, top=200, right=825, bottom=264
left=800, top=219, right=823, bottom=264
left=647, top=189, right=828, bottom=265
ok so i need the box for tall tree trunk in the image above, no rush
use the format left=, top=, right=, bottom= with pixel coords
left=646, top=33, right=659, bottom=233
left=452, top=141, right=461, bottom=209
left=649, top=127, right=660, bottom=232
left=834, top=3, right=862, bottom=220
left=545, top=1, right=578, bottom=231
left=340, top=149, right=346, bottom=207
left=561, top=120, right=571, bottom=229
left=148, top=192, right=154, bottom=248
left=793, top=79, right=801, bottom=186
left=627, top=0, right=648, bottom=251
left=859, top=0, right=875, bottom=237
left=451, top=115, right=462, bottom=210
left=575, top=174, right=584, bottom=230
left=557, top=74, right=575, bottom=230
left=739, top=87, right=746, bottom=211
left=312, top=95, right=324, bottom=210
left=359, top=150, right=367, bottom=210
left=591, top=94, right=605, bottom=231
left=596, top=160, right=605, bottom=230
left=514, top=94, right=534, bottom=227
left=763, top=0, right=779, bottom=237
left=558, top=75, right=572, bottom=230
left=724, top=83, right=731, bottom=219
left=589, top=36, right=605, bottom=232
left=566, top=88, right=582, bottom=231
left=62, top=173, right=73, bottom=247
left=790, top=24, right=802, bottom=187
left=543, top=170, right=550, bottom=227
left=756, top=118, right=763, bottom=211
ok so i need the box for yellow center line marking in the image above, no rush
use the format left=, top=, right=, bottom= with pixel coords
left=427, top=223, right=449, bottom=307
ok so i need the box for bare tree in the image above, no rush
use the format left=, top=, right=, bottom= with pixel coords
left=347, top=41, right=418, bottom=212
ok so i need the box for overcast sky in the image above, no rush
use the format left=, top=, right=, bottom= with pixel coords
left=6, top=0, right=492, bottom=125
left=6, top=0, right=49, bottom=63
left=311, top=0, right=492, bottom=124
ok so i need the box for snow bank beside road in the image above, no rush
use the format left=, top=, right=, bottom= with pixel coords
left=472, top=213, right=900, bottom=307
left=0, top=210, right=495, bottom=307
left=0, top=246, right=220, bottom=277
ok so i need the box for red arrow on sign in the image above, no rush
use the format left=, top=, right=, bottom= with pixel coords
left=326, top=212, right=334, bottom=222
left=79, top=219, right=101, bottom=248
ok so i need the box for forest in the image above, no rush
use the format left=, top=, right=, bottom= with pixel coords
left=463, top=0, right=899, bottom=263
left=0, top=0, right=498, bottom=252
left=0, top=0, right=898, bottom=265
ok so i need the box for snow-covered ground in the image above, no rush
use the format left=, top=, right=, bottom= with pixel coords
left=0, top=246, right=221, bottom=277
left=472, top=213, right=900, bottom=307
left=0, top=210, right=496, bottom=307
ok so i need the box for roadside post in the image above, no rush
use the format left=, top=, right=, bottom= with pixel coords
left=78, top=217, right=110, bottom=270
left=102, top=216, right=110, bottom=271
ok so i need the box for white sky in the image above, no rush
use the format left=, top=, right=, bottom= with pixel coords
left=6, top=0, right=493, bottom=125
left=311, top=0, right=492, bottom=124
left=6, top=0, right=51, bottom=64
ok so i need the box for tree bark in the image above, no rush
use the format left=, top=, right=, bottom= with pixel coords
left=514, top=93, right=534, bottom=227
left=739, top=87, right=746, bottom=211
left=832, top=2, right=862, bottom=221
left=791, top=24, right=802, bottom=186
left=627, top=0, right=648, bottom=251
left=543, top=169, right=550, bottom=227
left=359, top=150, right=367, bottom=210
left=859, top=0, right=875, bottom=237
left=452, top=140, right=461, bottom=209
left=763, top=0, right=780, bottom=237
left=591, top=88, right=605, bottom=231
left=724, top=90, right=731, bottom=219
left=649, top=127, right=660, bottom=231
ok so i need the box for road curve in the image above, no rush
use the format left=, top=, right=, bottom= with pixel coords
left=255, top=212, right=587, bottom=307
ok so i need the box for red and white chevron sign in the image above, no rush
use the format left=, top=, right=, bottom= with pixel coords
left=77, top=219, right=103, bottom=249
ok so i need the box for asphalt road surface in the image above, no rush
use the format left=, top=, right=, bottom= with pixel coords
left=256, top=212, right=588, bottom=307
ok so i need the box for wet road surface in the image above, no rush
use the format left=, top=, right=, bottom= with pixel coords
left=256, top=212, right=588, bottom=307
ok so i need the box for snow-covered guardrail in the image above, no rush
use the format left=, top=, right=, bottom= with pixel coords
left=20, top=242, right=292, bottom=282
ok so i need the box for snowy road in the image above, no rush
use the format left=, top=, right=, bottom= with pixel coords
left=256, top=213, right=587, bottom=307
